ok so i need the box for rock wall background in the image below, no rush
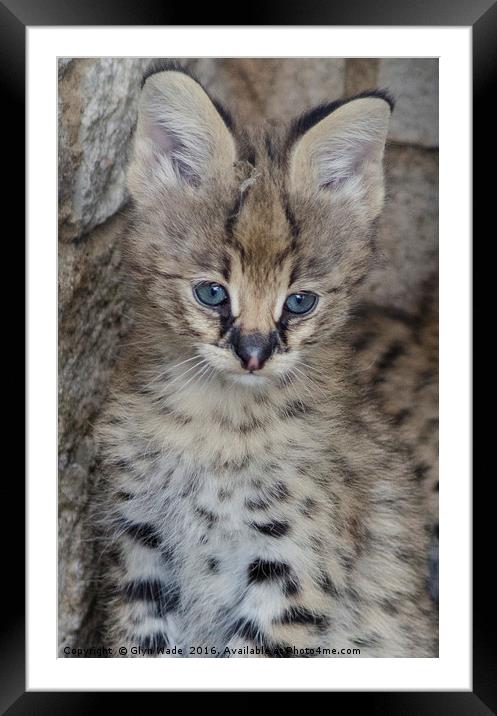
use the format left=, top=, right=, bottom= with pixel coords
left=58, top=58, right=438, bottom=653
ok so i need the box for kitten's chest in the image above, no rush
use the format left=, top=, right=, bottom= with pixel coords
left=155, top=425, right=332, bottom=557
left=161, top=446, right=301, bottom=529
left=134, top=396, right=333, bottom=549
left=147, top=393, right=323, bottom=475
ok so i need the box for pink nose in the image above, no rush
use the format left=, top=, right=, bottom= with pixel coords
left=246, top=354, right=261, bottom=372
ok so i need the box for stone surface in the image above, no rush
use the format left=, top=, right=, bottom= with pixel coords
left=58, top=58, right=150, bottom=241
left=344, top=58, right=379, bottom=96
left=378, top=59, right=439, bottom=148
left=58, top=58, right=73, bottom=79
left=58, top=211, right=132, bottom=652
left=58, top=58, right=438, bottom=653
left=188, top=58, right=345, bottom=125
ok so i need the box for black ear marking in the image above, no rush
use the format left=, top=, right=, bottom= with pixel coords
left=142, top=59, right=196, bottom=87
left=141, top=60, right=237, bottom=135
left=287, top=89, right=395, bottom=147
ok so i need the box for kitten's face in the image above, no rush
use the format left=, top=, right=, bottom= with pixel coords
left=127, top=69, right=391, bottom=387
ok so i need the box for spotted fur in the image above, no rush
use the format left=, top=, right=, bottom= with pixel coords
left=95, top=67, right=437, bottom=657
left=350, top=280, right=439, bottom=601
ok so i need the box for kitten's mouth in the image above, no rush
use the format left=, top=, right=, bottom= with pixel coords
left=229, top=371, right=270, bottom=386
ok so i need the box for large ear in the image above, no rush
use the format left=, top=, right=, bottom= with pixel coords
left=288, top=94, right=392, bottom=219
left=128, top=69, right=237, bottom=196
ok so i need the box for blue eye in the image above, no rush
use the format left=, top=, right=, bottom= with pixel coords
left=194, top=282, right=229, bottom=307
left=284, top=292, right=318, bottom=315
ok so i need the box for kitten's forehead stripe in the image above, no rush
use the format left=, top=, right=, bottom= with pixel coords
left=282, top=195, right=300, bottom=240
left=220, top=251, right=231, bottom=281
left=224, top=191, right=247, bottom=242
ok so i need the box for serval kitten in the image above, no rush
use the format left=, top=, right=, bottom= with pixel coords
left=96, top=66, right=437, bottom=657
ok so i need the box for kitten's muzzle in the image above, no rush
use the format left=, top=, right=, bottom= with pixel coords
left=230, top=330, right=278, bottom=372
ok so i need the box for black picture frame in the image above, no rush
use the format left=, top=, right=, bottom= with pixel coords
left=6, top=0, right=490, bottom=709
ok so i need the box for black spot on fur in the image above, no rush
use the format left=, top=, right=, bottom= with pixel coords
left=122, top=579, right=180, bottom=616
left=118, top=519, right=161, bottom=549
left=299, top=497, right=319, bottom=517
left=279, top=400, right=310, bottom=419
left=219, top=454, right=250, bottom=471
left=238, top=416, right=265, bottom=434
left=277, top=606, right=329, bottom=630
left=138, top=632, right=169, bottom=651
left=247, top=559, right=291, bottom=584
left=180, top=474, right=199, bottom=498
left=271, top=481, right=291, bottom=501
left=317, top=572, right=341, bottom=598
left=352, top=634, right=381, bottom=648
left=345, top=587, right=363, bottom=604
left=231, top=618, right=263, bottom=644
left=245, top=495, right=272, bottom=511
left=116, top=491, right=134, bottom=502
left=283, top=575, right=301, bottom=597
left=196, top=507, right=218, bottom=528
left=250, top=520, right=290, bottom=538
left=338, top=551, right=355, bottom=571
left=379, top=599, right=399, bottom=615
left=245, top=481, right=290, bottom=511
left=207, top=557, right=220, bottom=573
left=372, top=341, right=406, bottom=384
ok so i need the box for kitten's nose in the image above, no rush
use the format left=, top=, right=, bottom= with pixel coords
left=245, top=354, right=261, bottom=372
left=232, top=331, right=277, bottom=372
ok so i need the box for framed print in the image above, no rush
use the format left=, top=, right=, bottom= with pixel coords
left=5, top=0, right=492, bottom=707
